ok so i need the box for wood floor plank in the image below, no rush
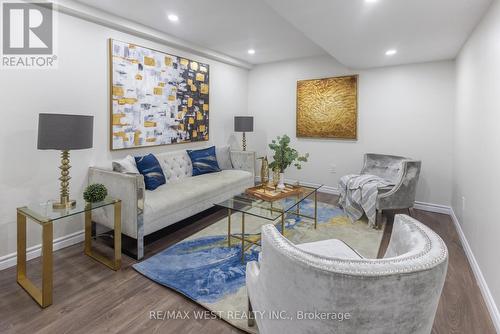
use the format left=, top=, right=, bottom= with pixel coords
left=0, top=193, right=495, bottom=333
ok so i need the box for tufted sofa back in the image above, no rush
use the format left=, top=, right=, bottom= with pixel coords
left=156, top=150, right=193, bottom=183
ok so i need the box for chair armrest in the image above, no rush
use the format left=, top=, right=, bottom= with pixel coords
left=378, top=160, right=421, bottom=209
left=230, top=150, right=256, bottom=178
left=246, top=260, right=261, bottom=280
left=88, top=167, right=145, bottom=239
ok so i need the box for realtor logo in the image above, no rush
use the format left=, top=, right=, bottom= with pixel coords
left=1, top=1, right=57, bottom=68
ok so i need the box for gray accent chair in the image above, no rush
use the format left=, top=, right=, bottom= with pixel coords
left=361, top=153, right=422, bottom=226
left=246, top=215, right=448, bottom=334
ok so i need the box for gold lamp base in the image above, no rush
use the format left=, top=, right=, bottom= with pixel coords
left=52, top=199, right=76, bottom=210
left=52, top=150, right=77, bottom=210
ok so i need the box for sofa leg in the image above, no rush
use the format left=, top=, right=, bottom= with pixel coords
left=136, top=211, right=145, bottom=260
left=136, top=237, right=144, bottom=260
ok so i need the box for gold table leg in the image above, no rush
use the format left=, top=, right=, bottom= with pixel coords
left=227, top=208, right=232, bottom=247
left=296, top=195, right=300, bottom=216
left=314, top=191, right=318, bottom=229
left=281, top=213, right=285, bottom=235
left=16, top=211, right=53, bottom=308
left=241, top=213, right=245, bottom=263
left=84, top=201, right=122, bottom=271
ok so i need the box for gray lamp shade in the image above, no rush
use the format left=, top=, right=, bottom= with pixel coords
left=37, top=113, right=94, bottom=150
left=234, top=116, right=254, bottom=132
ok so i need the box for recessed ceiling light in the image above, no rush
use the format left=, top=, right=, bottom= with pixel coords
left=167, top=14, right=179, bottom=22
left=385, top=49, right=397, bottom=56
left=247, top=49, right=256, bottom=55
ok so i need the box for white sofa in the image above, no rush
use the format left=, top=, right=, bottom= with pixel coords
left=88, top=148, right=255, bottom=259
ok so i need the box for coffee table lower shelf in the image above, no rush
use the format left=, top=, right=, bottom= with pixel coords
left=226, top=200, right=318, bottom=263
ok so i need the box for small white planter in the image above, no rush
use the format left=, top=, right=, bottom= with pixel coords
left=277, top=173, right=286, bottom=190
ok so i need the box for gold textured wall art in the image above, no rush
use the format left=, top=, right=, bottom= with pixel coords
left=296, top=75, right=358, bottom=139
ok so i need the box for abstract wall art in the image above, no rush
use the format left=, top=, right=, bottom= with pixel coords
left=296, top=75, right=358, bottom=139
left=110, top=39, right=210, bottom=150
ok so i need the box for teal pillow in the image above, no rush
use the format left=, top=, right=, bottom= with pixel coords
left=187, top=146, right=221, bottom=176
left=134, top=154, right=166, bottom=190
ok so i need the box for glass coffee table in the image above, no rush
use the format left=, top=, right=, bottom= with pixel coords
left=215, top=184, right=322, bottom=262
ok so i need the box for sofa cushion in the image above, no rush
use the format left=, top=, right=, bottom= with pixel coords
left=187, top=146, right=221, bottom=176
left=112, top=155, right=139, bottom=174
left=144, top=169, right=253, bottom=225
left=297, top=239, right=363, bottom=260
left=135, top=154, right=166, bottom=190
left=156, top=150, right=193, bottom=183
left=216, top=146, right=233, bottom=170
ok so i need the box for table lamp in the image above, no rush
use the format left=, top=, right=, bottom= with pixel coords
left=234, top=116, right=253, bottom=151
left=37, top=113, right=94, bottom=209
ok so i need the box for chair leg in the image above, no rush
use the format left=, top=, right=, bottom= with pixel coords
left=376, top=210, right=383, bottom=229
left=408, top=207, right=415, bottom=217
left=248, top=297, right=255, bottom=327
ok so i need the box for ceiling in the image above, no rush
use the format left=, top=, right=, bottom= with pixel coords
left=74, top=0, right=492, bottom=69
left=73, top=0, right=326, bottom=64
left=263, top=0, right=493, bottom=69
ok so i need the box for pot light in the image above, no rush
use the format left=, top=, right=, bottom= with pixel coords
left=247, top=49, right=256, bottom=55
left=167, top=14, right=179, bottom=22
left=385, top=49, right=397, bottom=56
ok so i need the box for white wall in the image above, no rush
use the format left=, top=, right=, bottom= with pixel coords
left=454, top=0, right=500, bottom=312
left=248, top=56, right=455, bottom=205
left=0, top=12, right=249, bottom=258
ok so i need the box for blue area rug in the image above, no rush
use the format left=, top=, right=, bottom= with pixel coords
left=133, top=199, right=383, bottom=333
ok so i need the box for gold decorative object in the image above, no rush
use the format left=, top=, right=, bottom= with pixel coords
left=53, top=150, right=75, bottom=209
left=296, top=75, right=358, bottom=139
left=242, top=133, right=247, bottom=151
left=258, top=156, right=269, bottom=185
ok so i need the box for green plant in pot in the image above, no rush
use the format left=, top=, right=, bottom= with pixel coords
left=83, top=183, right=108, bottom=203
left=268, top=135, right=309, bottom=190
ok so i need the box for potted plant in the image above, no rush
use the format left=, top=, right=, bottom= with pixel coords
left=268, top=135, right=309, bottom=190
left=83, top=183, right=108, bottom=203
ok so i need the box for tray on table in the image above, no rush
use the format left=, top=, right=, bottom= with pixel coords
left=245, top=184, right=303, bottom=202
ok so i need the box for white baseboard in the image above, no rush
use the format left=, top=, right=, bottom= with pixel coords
left=414, top=201, right=452, bottom=215
left=0, top=230, right=84, bottom=271
left=449, top=209, right=500, bottom=332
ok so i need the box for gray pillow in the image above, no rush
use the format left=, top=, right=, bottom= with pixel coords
left=112, top=155, right=140, bottom=174
left=216, top=146, right=233, bottom=170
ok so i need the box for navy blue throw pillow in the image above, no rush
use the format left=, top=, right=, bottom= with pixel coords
left=187, top=146, right=221, bottom=176
left=134, top=154, right=166, bottom=190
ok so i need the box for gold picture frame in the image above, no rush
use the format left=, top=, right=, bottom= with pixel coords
left=296, top=75, right=358, bottom=139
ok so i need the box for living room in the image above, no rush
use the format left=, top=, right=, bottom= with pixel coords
left=0, top=0, right=499, bottom=333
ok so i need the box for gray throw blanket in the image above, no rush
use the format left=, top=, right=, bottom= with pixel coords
left=338, top=174, right=394, bottom=228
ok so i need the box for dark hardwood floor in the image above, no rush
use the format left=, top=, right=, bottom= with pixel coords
left=0, top=193, right=496, bottom=333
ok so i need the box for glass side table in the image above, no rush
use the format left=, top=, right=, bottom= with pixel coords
left=16, top=197, right=121, bottom=308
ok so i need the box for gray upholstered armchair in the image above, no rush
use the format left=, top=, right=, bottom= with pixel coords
left=246, top=215, right=448, bottom=334
left=361, top=153, right=421, bottom=226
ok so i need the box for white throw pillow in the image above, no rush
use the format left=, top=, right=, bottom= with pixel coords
left=112, top=155, right=139, bottom=174
left=216, top=146, right=233, bottom=170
